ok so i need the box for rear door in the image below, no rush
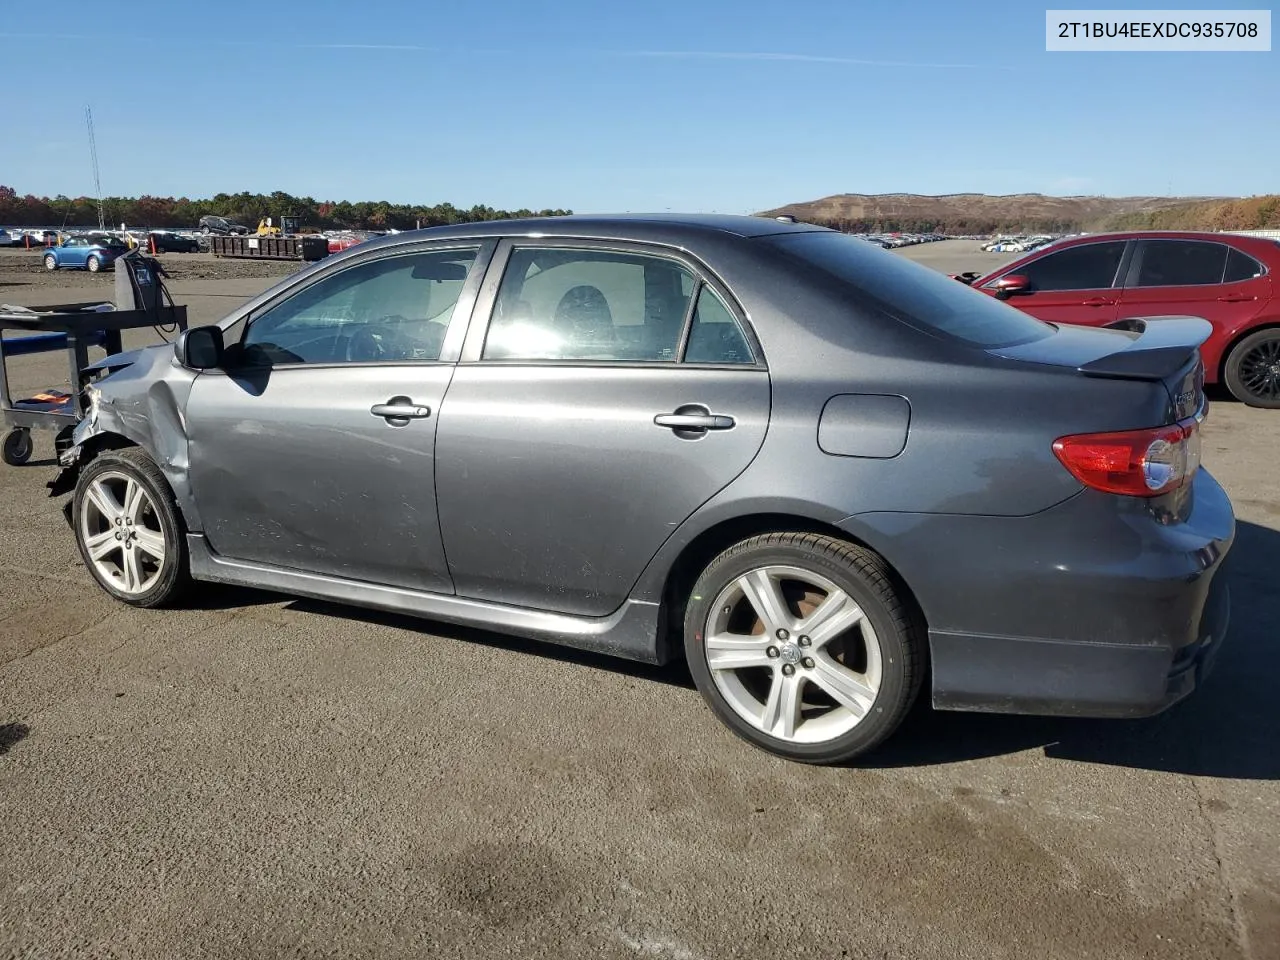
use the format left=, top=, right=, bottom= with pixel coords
left=433, top=240, right=770, bottom=617
left=1116, top=238, right=1270, bottom=329
left=981, top=239, right=1129, bottom=325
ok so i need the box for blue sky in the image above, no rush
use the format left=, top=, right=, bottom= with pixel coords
left=1, top=0, right=1275, bottom=213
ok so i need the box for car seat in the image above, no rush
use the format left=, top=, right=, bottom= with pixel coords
left=553, top=285, right=615, bottom=354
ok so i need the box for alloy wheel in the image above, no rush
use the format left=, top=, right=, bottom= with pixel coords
left=703, top=564, right=882, bottom=744
left=1238, top=336, right=1280, bottom=403
left=79, top=471, right=167, bottom=595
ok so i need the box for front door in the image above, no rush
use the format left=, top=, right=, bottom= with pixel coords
left=435, top=241, right=771, bottom=617
left=185, top=243, right=489, bottom=593
left=983, top=239, right=1129, bottom=326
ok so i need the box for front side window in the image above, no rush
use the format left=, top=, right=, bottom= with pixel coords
left=236, top=247, right=478, bottom=366
left=1133, top=240, right=1228, bottom=287
left=482, top=247, right=695, bottom=361
left=1009, top=241, right=1127, bottom=292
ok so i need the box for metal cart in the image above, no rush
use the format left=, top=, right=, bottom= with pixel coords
left=0, top=251, right=187, bottom=465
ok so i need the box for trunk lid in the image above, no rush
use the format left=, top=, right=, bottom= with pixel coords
left=989, top=316, right=1209, bottom=422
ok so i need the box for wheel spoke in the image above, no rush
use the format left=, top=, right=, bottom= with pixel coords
left=84, top=528, right=118, bottom=561
left=120, top=545, right=142, bottom=592
left=85, top=480, right=122, bottom=522
left=810, top=651, right=876, bottom=718
left=797, top=589, right=863, bottom=649
left=133, top=528, right=165, bottom=561
left=705, top=634, right=774, bottom=671
left=760, top=672, right=803, bottom=739
left=737, top=569, right=793, bottom=635
left=122, top=479, right=148, bottom=523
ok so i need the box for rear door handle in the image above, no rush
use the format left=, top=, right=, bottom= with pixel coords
left=1080, top=297, right=1116, bottom=307
left=1218, top=293, right=1256, bottom=302
left=371, top=396, right=431, bottom=425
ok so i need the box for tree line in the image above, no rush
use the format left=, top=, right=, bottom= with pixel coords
left=0, top=186, right=572, bottom=230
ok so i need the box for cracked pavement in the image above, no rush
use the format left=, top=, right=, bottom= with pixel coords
left=0, top=243, right=1277, bottom=959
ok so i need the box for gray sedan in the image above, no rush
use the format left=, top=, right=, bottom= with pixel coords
left=53, top=215, right=1234, bottom=763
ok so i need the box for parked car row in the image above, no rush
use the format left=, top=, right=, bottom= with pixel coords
left=854, top=232, right=948, bottom=249
left=981, top=235, right=1064, bottom=254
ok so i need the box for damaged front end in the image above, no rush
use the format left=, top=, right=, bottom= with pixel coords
left=47, top=346, right=200, bottom=526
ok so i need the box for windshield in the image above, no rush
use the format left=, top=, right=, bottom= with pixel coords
left=765, top=231, right=1054, bottom=348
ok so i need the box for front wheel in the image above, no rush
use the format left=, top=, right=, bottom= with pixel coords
left=1224, top=328, right=1280, bottom=408
left=684, top=533, right=924, bottom=764
left=43, top=253, right=57, bottom=271
left=72, top=448, right=190, bottom=607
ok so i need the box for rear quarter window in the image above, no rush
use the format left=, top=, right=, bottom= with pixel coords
left=765, top=232, right=1052, bottom=348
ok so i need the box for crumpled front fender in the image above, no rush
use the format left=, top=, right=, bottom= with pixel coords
left=47, top=344, right=203, bottom=530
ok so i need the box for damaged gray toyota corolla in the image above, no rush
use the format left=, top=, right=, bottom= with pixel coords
left=52, top=215, right=1235, bottom=763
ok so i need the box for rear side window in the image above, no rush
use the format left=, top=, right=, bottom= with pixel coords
left=483, top=247, right=695, bottom=361
left=1133, top=240, right=1228, bottom=287
left=1009, top=241, right=1127, bottom=292
left=684, top=286, right=754, bottom=364
left=1224, top=247, right=1265, bottom=282
left=766, top=231, right=1052, bottom=348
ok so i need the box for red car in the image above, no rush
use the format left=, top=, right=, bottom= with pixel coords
left=962, top=231, right=1280, bottom=407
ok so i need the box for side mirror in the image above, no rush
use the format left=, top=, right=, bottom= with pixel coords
left=993, top=274, right=1032, bottom=299
left=174, top=325, right=225, bottom=369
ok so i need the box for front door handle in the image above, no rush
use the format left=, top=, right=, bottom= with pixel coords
left=371, top=396, right=431, bottom=425
left=1080, top=297, right=1115, bottom=307
left=1218, top=293, right=1256, bottom=302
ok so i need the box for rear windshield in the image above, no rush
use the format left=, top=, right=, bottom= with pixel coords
left=764, top=232, right=1053, bottom=348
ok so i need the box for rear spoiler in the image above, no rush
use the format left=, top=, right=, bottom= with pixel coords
left=1076, top=316, right=1212, bottom=381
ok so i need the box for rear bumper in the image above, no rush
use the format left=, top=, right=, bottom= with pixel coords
left=843, top=469, right=1236, bottom=718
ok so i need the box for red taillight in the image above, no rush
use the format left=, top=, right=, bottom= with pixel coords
left=1053, top=417, right=1201, bottom=497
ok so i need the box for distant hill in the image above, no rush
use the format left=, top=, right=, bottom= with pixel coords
left=757, top=192, right=1280, bottom=234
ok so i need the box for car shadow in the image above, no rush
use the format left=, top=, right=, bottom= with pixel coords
left=189, top=522, right=1277, bottom=778
left=862, top=520, right=1280, bottom=780
left=283, top=596, right=697, bottom=690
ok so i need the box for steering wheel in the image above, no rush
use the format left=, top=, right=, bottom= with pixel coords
left=345, top=316, right=414, bottom=362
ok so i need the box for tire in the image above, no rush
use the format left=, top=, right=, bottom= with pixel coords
left=72, top=448, right=190, bottom=608
left=43, top=253, right=57, bottom=271
left=1, top=429, right=33, bottom=466
left=86, top=255, right=101, bottom=273
left=1224, top=328, right=1280, bottom=409
left=683, top=532, right=924, bottom=764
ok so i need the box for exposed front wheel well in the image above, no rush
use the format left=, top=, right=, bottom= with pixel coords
left=656, top=513, right=926, bottom=666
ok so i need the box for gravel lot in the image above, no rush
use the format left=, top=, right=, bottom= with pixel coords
left=1, top=241, right=1277, bottom=960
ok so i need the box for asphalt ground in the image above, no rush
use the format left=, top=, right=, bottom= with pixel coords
left=0, top=241, right=1277, bottom=960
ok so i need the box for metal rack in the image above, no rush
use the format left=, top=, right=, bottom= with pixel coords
left=0, top=252, right=187, bottom=465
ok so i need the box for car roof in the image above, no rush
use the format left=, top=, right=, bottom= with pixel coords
left=349, top=213, right=831, bottom=253
left=1046, top=229, right=1270, bottom=244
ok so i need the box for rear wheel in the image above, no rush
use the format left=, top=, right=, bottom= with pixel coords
left=86, top=255, right=101, bottom=273
left=72, top=449, right=190, bottom=607
left=684, top=533, right=924, bottom=764
left=1224, top=329, right=1280, bottom=408
left=43, top=253, right=56, bottom=271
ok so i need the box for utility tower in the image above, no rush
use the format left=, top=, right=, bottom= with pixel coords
left=85, top=105, right=105, bottom=231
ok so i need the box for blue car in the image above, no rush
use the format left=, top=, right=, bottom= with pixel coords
left=43, top=235, right=128, bottom=272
